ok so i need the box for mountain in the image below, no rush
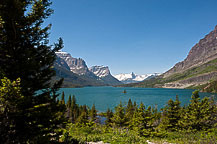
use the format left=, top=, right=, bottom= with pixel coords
left=55, top=52, right=97, bottom=79
left=54, top=52, right=121, bottom=87
left=89, top=66, right=122, bottom=85
left=114, top=72, right=160, bottom=84
left=164, top=25, right=217, bottom=78
left=54, top=52, right=106, bottom=87
left=125, top=25, right=217, bottom=92
left=54, top=56, right=105, bottom=87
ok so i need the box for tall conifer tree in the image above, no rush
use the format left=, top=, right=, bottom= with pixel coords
left=105, top=108, right=113, bottom=126
left=0, top=0, right=66, bottom=143
left=111, top=102, right=126, bottom=127
left=90, top=104, right=97, bottom=122
left=181, top=91, right=217, bottom=131
left=160, top=96, right=181, bottom=131
left=126, top=98, right=135, bottom=124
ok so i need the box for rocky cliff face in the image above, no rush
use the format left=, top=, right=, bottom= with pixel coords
left=55, top=56, right=70, bottom=71
left=54, top=52, right=122, bottom=86
left=89, top=66, right=122, bottom=85
left=159, top=26, right=217, bottom=88
left=164, top=25, right=217, bottom=78
left=54, top=58, right=105, bottom=87
left=55, top=52, right=96, bottom=78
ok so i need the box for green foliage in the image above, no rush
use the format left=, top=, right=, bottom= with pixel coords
left=180, top=90, right=217, bottom=131
left=125, top=98, right=135, bottom=124
left=63, top=123, right=217, bottom=144
left=70, top=95, right=79, bottom=123
left=0, top=77, right=24, bottom=143
left=105, top=108, right=113, bottom=126
left=90, top=104, right=97, bottom=122
left=60, top=91, right=217, bottom=143
left=76, top=111, right=89, bottom=126
left=0, top=0, right=63, bottom=96
left=0, top=77, right=67, bottom=143
left=0, top=0, right=67, bottom=143
left=63, top=124, right=148, bottom=144
left=160, top=95, right=182, bottom=131
left=66, top=95, right=72, bottom=118
left=111, top=102, right=126, bottom=127
left=130, top=103, right=162, bottom=137
left=61, top=91, right=65, bottom=105
left=202, top=79, right=217, bottom=93
left=67, top=95, right=72, bottom=108
left=130, top=103, right=146, bottom=135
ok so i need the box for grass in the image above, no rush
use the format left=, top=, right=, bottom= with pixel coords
left=64, top=124, right=148, bottom=144
left=61, top=124, right=217, bottom=144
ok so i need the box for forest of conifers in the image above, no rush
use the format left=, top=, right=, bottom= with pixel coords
left=58, top=91, right=217, bottom=143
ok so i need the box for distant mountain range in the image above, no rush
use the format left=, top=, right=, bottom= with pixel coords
left=124, top=25, right=217, bottom=93
left=114, top=72, right=160, bottom=84
left=54, top=52, right=122, bottom=87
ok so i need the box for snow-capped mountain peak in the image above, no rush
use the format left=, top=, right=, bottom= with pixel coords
left=114, top=72, right=160, bottom=84
left=114, top=73, right=134, bottom=81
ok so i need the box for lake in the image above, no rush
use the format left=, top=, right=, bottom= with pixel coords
left=58, top=87, right=217, bottom=112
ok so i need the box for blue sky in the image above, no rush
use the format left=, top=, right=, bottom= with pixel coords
left=47, top=0, right=217, bottom=75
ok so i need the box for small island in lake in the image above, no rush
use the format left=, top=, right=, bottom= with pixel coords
left=122, top=89, right=127, bottom=93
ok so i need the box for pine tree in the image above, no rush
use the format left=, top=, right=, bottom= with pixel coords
left=66, top=95, right=72, bottom=119
left=125, top=98, right=135, bottom=124
left=0, top=0, right=63, bottom=96
left=130, top=102, right=146, bottom=135
left=67, top=95, right=72, bottom=108
left=76, top=105, right=89, bottom=126
left=133, top=101, right=137, bottom=108
left=89, top=104, right=97, bottom=122
left=181, top=91, right=217, bottom=131
left=105, top=108, right=113, bottom=126
left=71, top=95, right=79, bottom=123
left=160, top=95, right=181, bottom=131
left=0, top=0, right=66, bottom=142
left=61, top=91, right=65, bottom=105
left=111, top=102, right=126, bottom=127
left=130, top=102, right=160, bottom=137
left=199, top=96, right=217, bottom=130
left=181, top=90, right=201, bottom=130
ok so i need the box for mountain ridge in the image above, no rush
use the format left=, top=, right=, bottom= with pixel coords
left=115, top=72, right=160, bottom=84
left=164, top=25, right=217, bottom=78
left=54, top=52, right=122, bottom=87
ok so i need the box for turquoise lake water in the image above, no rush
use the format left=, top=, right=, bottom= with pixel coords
left=58, top=87, right=217, bottom=112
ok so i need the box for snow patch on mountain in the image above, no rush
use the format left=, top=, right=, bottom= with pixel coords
left=89, top=66, right=110, bottom=78
left=55, top=51, right=90, bottom=75
left=114, top=73, right=134, bottom=81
